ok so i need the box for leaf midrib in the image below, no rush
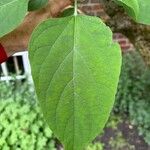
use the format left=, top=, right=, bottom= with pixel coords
left=72, top=15, right=77, bottom=150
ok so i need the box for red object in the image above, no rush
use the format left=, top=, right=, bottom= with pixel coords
left=0, top=43, right=8, bottom=64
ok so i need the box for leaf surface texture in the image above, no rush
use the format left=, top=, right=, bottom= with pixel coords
left=29, top=15, right=122, bottom=150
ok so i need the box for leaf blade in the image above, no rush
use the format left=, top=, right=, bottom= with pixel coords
left=136, top=0, right=150, bottom=25
left=28, top=0, right=48, bottom=11
left=0, top=0, right=28, bottom=37
left=115, top=0, right=150, bottom=25
left=114, top=0, right=139, bottom=20
left=29, top=15, right=122, bottom=150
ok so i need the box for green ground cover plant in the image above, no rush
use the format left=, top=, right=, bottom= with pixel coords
left=0, top=100, right=56, bottom=150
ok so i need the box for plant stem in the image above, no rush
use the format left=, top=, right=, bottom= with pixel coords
left=74, top=0, right=78, bottom=16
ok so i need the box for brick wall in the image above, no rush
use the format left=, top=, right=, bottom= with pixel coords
left=79, top=0, right=104, bottom=17
left=79, top=0, right=134, bottom=51
left=113, top=33, right=134, bottom=52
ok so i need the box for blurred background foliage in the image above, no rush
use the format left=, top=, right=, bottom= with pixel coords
left=115, top=51, right=150, bottom=145
left=0, top=51, right=150, bottom=149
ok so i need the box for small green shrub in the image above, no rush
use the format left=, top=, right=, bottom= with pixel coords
left=109, top=131, right=135, bottom=150
left=106, top=115, right=123, bottom=130
left=115, top=51, right=150, bottom=145
left=114, top=51, right=146, bottom=114
left=130, top=99, right=150, bottom=144
left=86, top=142, right=104, bottom=150
left=0, top=100, right=56, bottom=150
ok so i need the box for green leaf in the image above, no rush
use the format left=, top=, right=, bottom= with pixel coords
left=0, top=0, right=28, bottom=38
left=60, top=7, right=74, bottom=17
left=136, top=0, right=150, bottom=25
left=28, top=0, right=48, bottom=11
left=114, top=0, right=150, bottom=25
left=29, top=15, right=122, bottom=150
left=114, top=0, right=139, bottom=19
